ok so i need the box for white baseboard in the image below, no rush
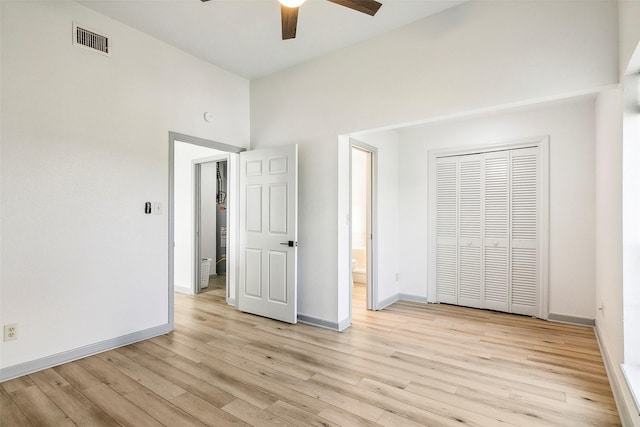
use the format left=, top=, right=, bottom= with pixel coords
left=399, top=293, right=430, bottom=304
left=0, top=323, right=172, bottom=382
left=297, top=314, right=340, bottom=331
left=174, top=285, right=193, bottom=295
left=548, top=312, right=595, bottom=326
left=378, top=294, right=399, bottom=310
left=595, top=322, right=634, bottom=426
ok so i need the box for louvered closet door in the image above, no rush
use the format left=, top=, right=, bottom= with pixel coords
left=483, top=151, right=510, bottom=312
left=510, top=147, right=539, bottom=316
left=435, top=157, right=458, bottom=304
left=457, top=154, right=483, bottom=308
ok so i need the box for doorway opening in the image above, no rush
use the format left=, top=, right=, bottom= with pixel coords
left=195, top=157, right=229, bottom=296
left=168, top=132, right=244, bottom=326
left=350, top=141, right=377, bottom=314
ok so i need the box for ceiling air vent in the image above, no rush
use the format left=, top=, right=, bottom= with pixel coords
left=73, top=23, right=110, bottom=56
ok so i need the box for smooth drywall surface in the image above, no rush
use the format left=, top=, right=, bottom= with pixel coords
left=594, top=88, right=640, bottom=426
left=174, top=143, right=224, bottom=293
left=619, top=1, right=640, bottom=75
left=398, top=97, right=597, bottom=319
left=623, top=72, right=640, bottom=366
left=595, top=88, right=623, bottom=363
left=351, top=148, right=368, bottom=250
left=0, top=1, right=249, bottom=369
left=355, top=132, right=401, bottom=308
left=251, top=0, right=617, bottom=323
left=200, top=161, right=218, bottom=274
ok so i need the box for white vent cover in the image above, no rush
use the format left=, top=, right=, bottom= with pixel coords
left=73, top=23, right=110, bottom=56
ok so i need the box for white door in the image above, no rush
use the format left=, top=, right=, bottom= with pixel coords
left=238, top=145, right=298, bottom=323
left=458, top=154, right=483, bottom=309
left=435, top=157, right=458, bottom=304
left=510, top=147, right=539, bottom=316
left=483, top=150, right=510, bottom=312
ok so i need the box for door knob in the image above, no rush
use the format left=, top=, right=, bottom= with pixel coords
left=280, top=241, right=298, bottom=247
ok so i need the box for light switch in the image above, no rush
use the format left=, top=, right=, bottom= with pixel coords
left=154, top=202, right=162, bottom=215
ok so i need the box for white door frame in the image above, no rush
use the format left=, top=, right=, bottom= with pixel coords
left=193, top=155, right=229, bottom=296
left=349, top=139, right=379, bottom=315
left=426, top=135, right=549, bottom=319
left=168, top=131, right=244, bottom=328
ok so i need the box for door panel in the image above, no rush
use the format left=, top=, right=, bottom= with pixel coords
left=239, top=145, right=298, bottom=323
left=483, top=151, right=510, bottom=312
left=510, top=147, right=539, bottom=316
left=435, top=157, right=458, bottom=304
left=458, top=155, right=483, bottom=308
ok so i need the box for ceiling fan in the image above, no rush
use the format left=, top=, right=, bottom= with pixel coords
left=200, top=0, right=383, bottom=40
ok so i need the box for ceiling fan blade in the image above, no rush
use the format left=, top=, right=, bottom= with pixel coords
left=281, top=5, right=299, bottom=40
left=326, top=0, right=382, bottom=16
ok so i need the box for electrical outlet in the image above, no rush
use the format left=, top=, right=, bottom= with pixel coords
left=4, top=323, right=17, bottom=341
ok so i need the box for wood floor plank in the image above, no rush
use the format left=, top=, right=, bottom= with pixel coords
left=82, top=383, right=163, bottom=427
left=169, top=392, right=250, bottom=426
left=0, top=285, right=621, bottom=426
left=123, top=388, right=207, bottom=427
left=8, top=385, right=75, bottom=427
left=0, top=386, right=32, bottom=427
left=222, top=399, right=293, bottom=426
left=45, top=385, right=120, bottom=427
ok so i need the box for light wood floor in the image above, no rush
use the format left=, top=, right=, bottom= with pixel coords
left=1, top=284, right=621, bottom=426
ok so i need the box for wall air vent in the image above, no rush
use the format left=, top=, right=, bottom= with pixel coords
left=73, top=23, right=110, bottom=56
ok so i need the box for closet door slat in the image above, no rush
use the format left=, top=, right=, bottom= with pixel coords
left=435, top=158, right=458, bottom=304
left=458, top=155, right=483, bottom=308
left=510, top=147, right=539, bottom=316
left=483, top=151, right=510, bottom=312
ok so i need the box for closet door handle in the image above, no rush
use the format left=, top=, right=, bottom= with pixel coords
left=280, top=241, right=298, bottom=247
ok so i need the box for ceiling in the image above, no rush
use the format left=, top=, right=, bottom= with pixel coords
left=77, top=0, right=466, bottom=80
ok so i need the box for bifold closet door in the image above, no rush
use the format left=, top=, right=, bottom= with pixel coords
left=483, top=151, right=510, bottom=312
left=458, top=154, right=483, bottom=308
left=435, top=157, right=458, bottom=304
left=434, top=146, right=540, bottom=316
left=510, top=147, right=539, bottom=316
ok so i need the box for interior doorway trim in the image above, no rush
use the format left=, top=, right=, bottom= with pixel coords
left=168, top=131, right=245, bottom=329
left=349, top=138, right=379, bottom=321
left=193, top=155, right=230, bottom=298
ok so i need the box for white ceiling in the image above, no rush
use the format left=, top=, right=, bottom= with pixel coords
left=77, top=0, right=466, bottom=80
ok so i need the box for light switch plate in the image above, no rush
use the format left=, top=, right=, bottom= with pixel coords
left=154, top=202, right=162, bottom=215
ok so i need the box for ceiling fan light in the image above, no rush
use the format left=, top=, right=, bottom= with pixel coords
left=279, top=0, right=306, bottom=8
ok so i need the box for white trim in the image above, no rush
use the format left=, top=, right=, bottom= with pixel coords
left=547, top=313, right=595, bottom=326
left=0, top=324, right=170, bottom=382
left=399, top=294, right=430, bottom=304
left=174, top=285, right=194, bottom=295
left=595, top=323, right=635, bottom=426
left=193, top=154, right=230, bottom=298
left=297, top=314, right=340, bottom=331
left=349, top=139, right=379, bottom=319
left=427, top=135, right=550, bottom=318
left=378, top=294, right=400, bottom=310
left=622, top=364, right=640, bottom=417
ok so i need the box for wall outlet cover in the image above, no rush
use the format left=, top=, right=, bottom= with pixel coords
left=4, top=323, right=18, bottom=341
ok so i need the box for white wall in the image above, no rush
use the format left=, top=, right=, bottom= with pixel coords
left=399, top=97, right=597, bottom=319
left=354, top=132, right=401, bottom=308
left=251, top=0, right=618, bottom=324
left=173, top=143, right=223, bottom=293
left=351, top=148, right=368, bottom=250
left=619, top=1, right=640, bottom=76
left=594, top=88, right=640, bottom=427
left=0, top=1, right=249, bottom=371
left=200, top=161, right=218, bottom=273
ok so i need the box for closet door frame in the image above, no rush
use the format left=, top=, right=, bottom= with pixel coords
left=427, top=136, right=549, bottom=319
